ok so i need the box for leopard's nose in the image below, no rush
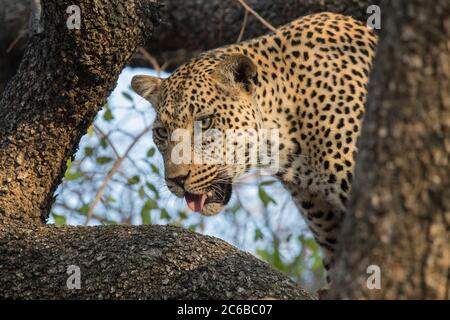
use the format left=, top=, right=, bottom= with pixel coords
left=167, top=173, right=189, bottom=189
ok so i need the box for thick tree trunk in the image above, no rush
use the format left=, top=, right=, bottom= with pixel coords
left=330, top=0, right=450, bottom=299
left=0, top=0, right=161, bottom=224
left=0, top=0, right=312, bottom=299
left=0, top=0, right=381, bottom=91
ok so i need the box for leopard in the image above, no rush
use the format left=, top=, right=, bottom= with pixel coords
left=131, top=12, right=377, bottom=284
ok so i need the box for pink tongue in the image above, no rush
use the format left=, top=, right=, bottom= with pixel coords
left=185, top=193, right=207, bottom=212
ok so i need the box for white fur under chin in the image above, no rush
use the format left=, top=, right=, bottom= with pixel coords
left=200, top=202, right=224, bottom=216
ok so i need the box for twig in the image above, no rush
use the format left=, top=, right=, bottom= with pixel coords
left=236, top=9, right=249, bottom=43
left=6, top=30, right=26, bottom=53
left=85, top=125, right=151, bottom=225
left=55, top=202, right=110, bottom=224
left=138, top=47, right=163, bottom=74
left=236, top=0, right=276, bottom=33
left=93, top=125, right=120, bottom=159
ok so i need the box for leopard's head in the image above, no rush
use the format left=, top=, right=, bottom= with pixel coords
left=132, top=53, right=269, bottom=215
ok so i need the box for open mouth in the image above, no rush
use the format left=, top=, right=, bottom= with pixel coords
left=184, top=183, right=232, bottom=213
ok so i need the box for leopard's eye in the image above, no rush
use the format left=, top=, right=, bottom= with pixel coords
left=153, top=127, right=168, bottom=141
left=200, top=116, right=213, bottom=130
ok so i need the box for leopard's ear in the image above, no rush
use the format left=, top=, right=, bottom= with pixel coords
left=215, top=54, right=257, bottom=93
left=131, top=75, right=162, bottom=106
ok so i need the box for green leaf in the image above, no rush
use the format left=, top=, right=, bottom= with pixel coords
left=96, top=156, right=113, bottom=165
left=105, top=220, right=118, bottom=225
left=286, top=233, right=293, bottom=242
left=87, top=126, right=94, bottom=137
left=141, top=199, right=158, bottom=224
left=122, top=91, right=134, bottom=101
left=160, top=208, right=171, bottom=221
left=127, top=175, right=140, bottom=185
left=178, top=210, right=188, bottom=220
left=64, top=159, right=83, bottom=181
left=258, top=187, right=277, bottom=207
left=150, top=163, right=160, bottom=175
left=272, top=239, right=284, bottom=270
left=66, top=158, right=73, bottom=171
left=52, top=213, right=66, bottom=225
left=147, top=199, right=159, bottom=210
left=259, top=180, right=277, bottom=187
left=256, top=248, right=272, bottom=262
left=254, top=228, right=264, bottom=241
left=147, top=147, right=156, bottom=157
left=100, top=138, right=108, bottom=149
left=84, top=146, right=94, bottom=157
left=79, top=204, right=89, bottom=215
left=145, top=182, right=160, bottom=199
left=105, top=195, right=116, bottom=203
left=255, top=240, right=287, bottom=272
left=138, top=186, right=145, bottom=199
left=103, top=108, right=114, bottom=121
left=312, top=255, right=323, bottom=271
left=141, top=207, right=151, bottom=225
left=64, top=171, right=83, bottom=181
left=302, top=237, right=319, bottom=252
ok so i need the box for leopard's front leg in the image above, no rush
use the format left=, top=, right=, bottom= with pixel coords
left=287, top=184, right=347, bottom=285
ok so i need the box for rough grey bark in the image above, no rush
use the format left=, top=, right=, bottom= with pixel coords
left=145, top=0, right=382, bottom=69
left=1, top=0, right=382, bottom=91
left=0, top=0, right=161, bottom=224
left=0, top=0, right=29, bottom=93
left=330, top=0, right=450, bottom=299
left=0, top=0, right=313, bottom=299
left=0, top=220, right=313, bottom=299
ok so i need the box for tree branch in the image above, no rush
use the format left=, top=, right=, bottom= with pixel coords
left=0, top=219, right=314, bottom=299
